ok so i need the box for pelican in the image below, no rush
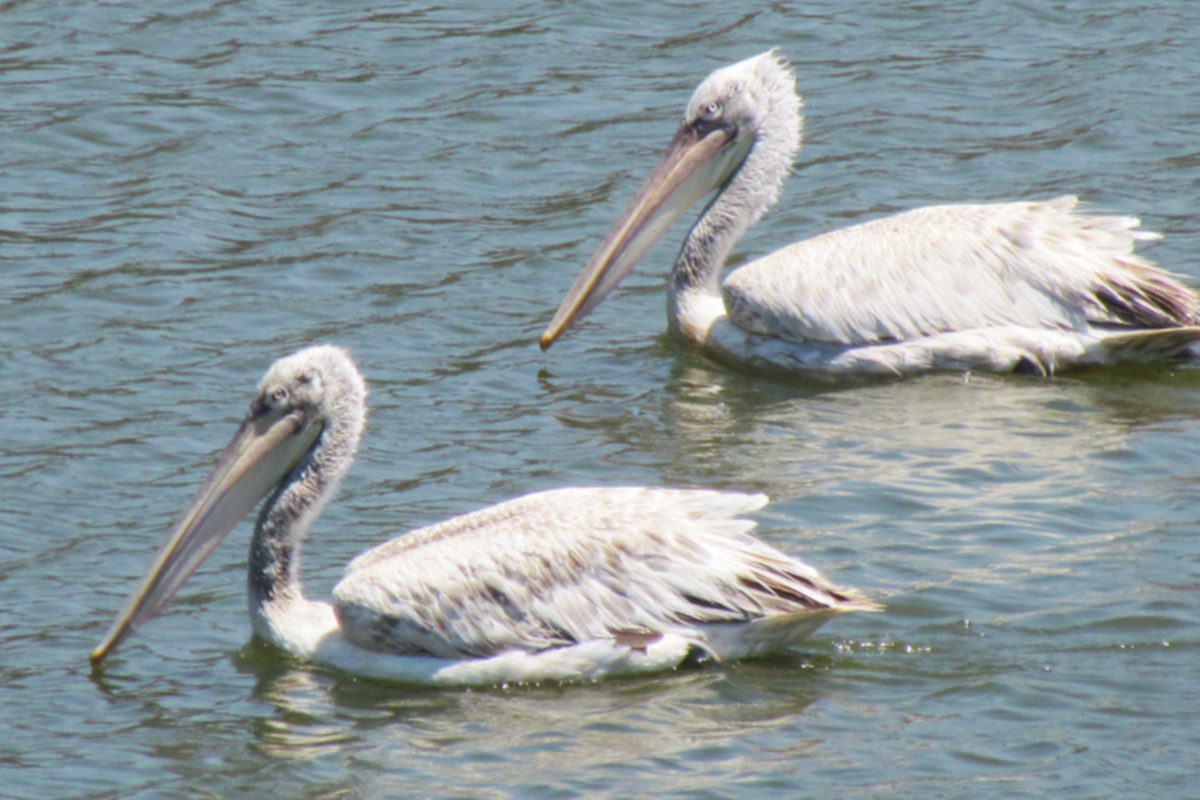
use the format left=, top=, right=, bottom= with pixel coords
left=90, top=346, right=875, bottom=685
left=540, top=51, right=1200, bottom=376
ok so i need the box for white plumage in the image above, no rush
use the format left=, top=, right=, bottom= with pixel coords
left=91, top=346, right=874, bottom=685
left=540, top=51, right=1200, bottom=376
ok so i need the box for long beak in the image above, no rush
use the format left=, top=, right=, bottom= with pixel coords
left=90, top=406, right=320, bottom=667
left=540, top=122, right=748, bottom=350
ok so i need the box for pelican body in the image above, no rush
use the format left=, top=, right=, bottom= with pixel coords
left=540, top=52, right=1200, bottom=376
left=90, top=346, right=874, bottom=685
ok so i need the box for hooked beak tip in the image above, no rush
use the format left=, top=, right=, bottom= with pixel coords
left=538, top=333, right=555, bottom=351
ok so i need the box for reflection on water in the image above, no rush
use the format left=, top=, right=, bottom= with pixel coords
left=245, top=652, right=826, bottom=795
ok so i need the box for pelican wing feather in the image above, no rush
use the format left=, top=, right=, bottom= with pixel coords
left=333, top=487, right=867, bottom=660
left=722, top=196, right=1197, bottom=347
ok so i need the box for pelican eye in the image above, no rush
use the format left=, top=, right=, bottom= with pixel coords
left=270, top=386, right=289, bottom=404
left=701, top=101, right=723, bottom=121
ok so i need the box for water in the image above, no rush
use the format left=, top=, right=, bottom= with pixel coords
left=2, top=1, right=1199, bottom=797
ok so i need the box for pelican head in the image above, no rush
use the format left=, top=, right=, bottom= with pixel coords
left=90, top=346, right=365, bottom=666
left=540, top=50, right=802, bottom=349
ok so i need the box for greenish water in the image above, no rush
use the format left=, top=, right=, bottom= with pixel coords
left=2, top=1, right=1199, bottom=797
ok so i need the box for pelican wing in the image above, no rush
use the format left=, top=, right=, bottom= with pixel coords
left=722, top=196, right=1198, bottom=346
left=332, top=487, right=864, bottom=659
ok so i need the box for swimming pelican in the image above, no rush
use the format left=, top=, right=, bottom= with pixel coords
left=540, top=51, right=1200, bottom=376
left=90, top=346, right=874, bottom=684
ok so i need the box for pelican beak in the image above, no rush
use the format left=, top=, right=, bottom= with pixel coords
left=540, top=121, right=749, bottom=350
left=89, top=404, right=321, bottom=667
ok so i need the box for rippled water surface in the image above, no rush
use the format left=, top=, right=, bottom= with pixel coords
left=3, top=1, right=1200, bottom=798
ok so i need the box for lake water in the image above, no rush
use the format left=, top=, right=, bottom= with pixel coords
left=2, top=1, right=1199, bottom=797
